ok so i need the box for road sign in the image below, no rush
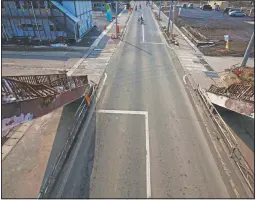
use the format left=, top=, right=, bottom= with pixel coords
left=224, top=35, right=229, bottom=41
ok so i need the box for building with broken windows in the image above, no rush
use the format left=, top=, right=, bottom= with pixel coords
left=1, top=0, right=93, bottom=43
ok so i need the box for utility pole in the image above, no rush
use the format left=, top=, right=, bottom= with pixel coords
left=159, top=0, right=162, bottom=20
left=116, top=1, right=118, bottom=36
left=167, top=0, right=173, bottom=32
left=240, top=32, right=254, bottom=67
left=30, top=1, right=41, bottom=42
left=170, top=3, right=175, bottom=40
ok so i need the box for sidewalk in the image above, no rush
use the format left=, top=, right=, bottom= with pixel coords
left=152, top=3, right=254, bottom=176
left=68, top=8, right=133, bottom=85
left=1, top=7, right=133, bottom=199
left=152, top=4, right=254, bottom=90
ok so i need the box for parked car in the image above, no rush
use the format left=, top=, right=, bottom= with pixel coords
left=182, top=4, right=187, bottom=8
left=229, top=10, right=245, bottom=17
left=187, top=3, right=193, bottom=9
left=202, top=5, right=212, bottom=11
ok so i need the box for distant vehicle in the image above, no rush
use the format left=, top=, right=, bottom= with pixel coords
left=202, top=5, right=212, bottom=11
left=223, top=8, right=239, bottom=14
left=182, top=4, right=187, bottom=8
left=187, top=3, right=193, bottom=9
left=229, top=10, right=245, bottom=17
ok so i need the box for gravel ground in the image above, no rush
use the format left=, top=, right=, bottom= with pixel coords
left=160, top=5, right=254, bottom=57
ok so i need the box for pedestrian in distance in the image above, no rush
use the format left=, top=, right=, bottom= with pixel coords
left=223, top=8, right=228, bottom=16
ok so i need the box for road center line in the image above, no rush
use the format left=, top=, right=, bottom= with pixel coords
left=142, top=14, right=145, bottom=42
left=96, top=109, right=151, bottom=198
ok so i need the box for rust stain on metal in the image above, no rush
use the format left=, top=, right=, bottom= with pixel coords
left=207, top=83, right=254, bottom=103
left=225, top=98, right=254, bottom=117
left=2, top=73, right=91, bottom=131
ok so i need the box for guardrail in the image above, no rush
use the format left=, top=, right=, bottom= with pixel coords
left=37, top=85, right=94, bottom=198
left=197, top=85, right=254, bottom=195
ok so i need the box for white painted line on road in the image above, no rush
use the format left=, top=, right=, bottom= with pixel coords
left=148, top=7, right=173, bottom=50
left=183, top=74, right=188, bottom=85
left=142, top=14, right=145, bottom=42
left=144, top=112, right=151, bottom=198
left=97, top=109, right=147, bottom=115
left=97, top=109, right=151, bottom=198
left=56, top=73, right=107, bottom=198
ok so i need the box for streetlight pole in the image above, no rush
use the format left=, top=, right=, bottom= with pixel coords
left=116, top=1, right=118, bottom=36
left=170, top=3, right=175, bottom=40
left=167, top=0, right=173, bottom=32
left=240, top=32, right=254, bottom=67
left=159, top=0, right=162, bottom=20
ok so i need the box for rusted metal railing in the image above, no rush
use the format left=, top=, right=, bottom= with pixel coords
left=208, top=83, right=254, bottom=102
left=198, top=85, right=254, bottom=194
left=2, top=74, right=88, bottom=103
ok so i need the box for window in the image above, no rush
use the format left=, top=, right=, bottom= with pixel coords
left=49, top=24, right=54, bottom=31
left=15, top=0, right=26, bottom=9
left=27, top=1, right=41, bottom=9
left=49, top=24, right=61, bottom=31
left=32, top=24, right=43, bottom=31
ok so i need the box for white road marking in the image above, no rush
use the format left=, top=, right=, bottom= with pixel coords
left=97, top=109, right=147, bottom=115
left=56, top=73, right=107, bottom=198
left=142, top=14, right=145, bottom=42
left=97, top=109, right=151, bottom=198
left=149, top=6, right=173, bottom=50
left=183, top=74, right=187, bottom=85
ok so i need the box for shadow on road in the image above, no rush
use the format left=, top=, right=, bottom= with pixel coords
left=121, top=39, right=153, bottom=55
left=39, top=97, right=98, bottom=198
left=39, top=98, right=84, bottom=194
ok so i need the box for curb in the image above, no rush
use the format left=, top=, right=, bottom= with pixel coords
left=67, top=8, right=127, bottom=77
left=153, top=4, right=202, bottom=54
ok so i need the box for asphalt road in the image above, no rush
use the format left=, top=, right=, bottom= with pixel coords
left=47, top=2, right=247, bottom=198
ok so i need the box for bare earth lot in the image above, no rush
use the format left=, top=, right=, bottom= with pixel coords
left=162, top=5, right=254, bottom=57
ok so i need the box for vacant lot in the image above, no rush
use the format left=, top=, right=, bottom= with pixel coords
left=162, top=6, right=254, bottom=57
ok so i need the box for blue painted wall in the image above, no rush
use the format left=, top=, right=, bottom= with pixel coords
left=62, top=0, right=93, bottom=37
left=2, top=0, right=93, bottom=41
